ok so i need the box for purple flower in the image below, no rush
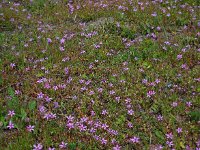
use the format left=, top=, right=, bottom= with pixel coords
left=43, top=113, right=51, bottom=120
left=59, top=46, right=65, bottom=51
left=97, top=88, right=103, bottom=93
left=78, top=124, right=87, bottom=132
left=196, top=139, right=200, bottom=147
left=181, top=64, right=188, bottom=69
left=64, top=67, right=69, bottom=75
left=33, top=143, right=43, bottom=150
left=89, top=90, right=95, bottom=95
left=91, top=111, right=96, bottom=116
left=156, top=26, right=161, bottom=31
left=45, top=96, right=52, bottom=102
left=186, top=101, right=192, bottom=107
left=15, top=90, right=21, bottom=95
left=102, top=109, right=108, bottom=115
left=27, top=125, right=35, bottom=132
left=54, top=102, right=59, bottom=108
left=127, top=122, right=133, bottom=128
left=43, top=113, right=56, bottom=120
left=115, top=96, right=120, bottom=103
left=10, top=63, right=16, bottom=68
left=177, top=54, right=182, bottom=60
left=94, top=44, right=100, bottom=49
left=66, top=122, right=75, bottom=130
left=171, top=102, right=178, bottom=107
left=101, top=138, right=107, bottom=145
left=130, top=136, right=140, bottom=143
left=47, top=38, right=52, bottom=43
left=79, top=79, right=85, bottom=84
left=90, top=127, right=97, bottom=133
left=176, top=127, right=182, bottom=133
left=7, top=121, right=14, bottom=129
left=155, top=79, right=160, bottom=84
left=39, top=106, right=46, bottom=113
left=166, top=13, right=171, bottom=17
left=59, top=141, right=67, bottom=149
left=60, top=38, right=65, bottom=44
left=8, top=110, right=15, bottom=117
left=93, top=135, right=100, bottom=141
left=109, top=90, right=115, bottom=95
left=151, top=12, right=157, bottom=17
left=166, top=132, right=173, bottom=139
left=127, top=109, right=134, bottom=115
left=147, top=90, right=156, bottom=97
left=102, top=123, right=109, bottom=130
left=37, top=92, right=44, bottom=99
left=113, top=145, right=121, bottom=150
left=186, top=145, right=192, bottom=150
left=157, top=115, right=163, bottom=121
left=142, top=79, right=148, bottom=84
left=155, top=145, right=163, bottom=150
left=166, top=141, right=173, bottom=147
left=53, top=86, right=58, bottom=91
left=66, top=115, right=74, bottom=122
left=198, top=21, right=200, bottom=27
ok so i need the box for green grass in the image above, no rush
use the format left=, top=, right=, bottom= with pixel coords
left=0, top=0, right=200, bottom=149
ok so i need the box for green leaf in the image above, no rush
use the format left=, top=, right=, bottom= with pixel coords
left=8, top=87, right=15, bottom=98
left=155, top=130, right=164, bottom=141
left=68, top=143, right=76, bottom=150
left=0, top=75, right=3, bottom=85
left=197, top=87, right=200, bottom=93
left=116, top=115, right=126, bottom=125
left=180, top=141, right=185, bottom=148
left=28, top=101, right=36, bottom=111
left=36, top=72, right=44, bottom=77
left=189, top=111, right=200, bottom=121
left=8, top=96, right=19, bottom=111
left=20, top=108, right=27, bottom=120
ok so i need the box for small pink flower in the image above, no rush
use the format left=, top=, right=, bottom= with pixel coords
left=27, top=125, right=35, bottom=132
left=166, top=141, right=173, bottom=147
left=60, top=38, right=65, bottom=44
left=109, top=90, right=115, bottom=95
left=127, top=109, right=134, bottom=115
left=37, top=92, right=44, bottom=99
left=177, top=54, right=182, bottom=60
left=8, top=110, right=15, bottom=117
left=147, top=90, right=156, bottom=97
left=151, top=12, right=157, bottom=17
left=101, top=138, right=107, bottom=145
left=130, top=136, right=140, bottom=143
left=102, top=109, right=108, bottom=115
left=113, top=145, right=121, bottom=150
left=127, top=122, right=133, bottom=128
left=157, top=115, right=163, bottom=121
left=59, top=141, right=67, bottom=149
left=7, top=121, right=14, bottom=129
left=47, top=38, right=52, bottom=43
left=10, top=63, right=16, bottom=68
left=59, top=46, right=65, bottom=51
left=171, top=102, right=178, bottom=107
left=166, top=132, right=173, bottom=139
left=33, top=143, right=43, bottom=150
left=186, top=101, right=192, bottom=107
left=176, top=127, right=182, bottom=133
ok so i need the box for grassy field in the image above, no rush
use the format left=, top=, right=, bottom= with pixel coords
left=0, top=0, right=200, bottom=149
